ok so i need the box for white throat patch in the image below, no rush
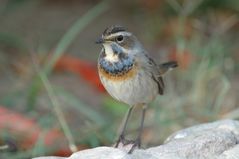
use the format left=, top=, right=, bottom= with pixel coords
left=103, top=44, right=119, bottom=62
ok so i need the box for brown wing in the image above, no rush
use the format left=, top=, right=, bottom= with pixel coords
left=143, top=54, right=165, bottom=95
left=152, top=75, right=164, bottom=95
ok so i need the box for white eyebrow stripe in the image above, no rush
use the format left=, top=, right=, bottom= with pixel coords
left=106, top=32, right=132, bottom=39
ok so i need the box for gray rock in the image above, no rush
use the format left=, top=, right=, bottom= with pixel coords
left=34, top=119, right=239, bottom=159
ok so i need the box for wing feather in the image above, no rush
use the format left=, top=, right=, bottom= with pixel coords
left=143, top=54, right=165, bottom=95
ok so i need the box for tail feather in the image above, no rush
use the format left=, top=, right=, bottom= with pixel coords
left=158, top=61, right=178, bottom=74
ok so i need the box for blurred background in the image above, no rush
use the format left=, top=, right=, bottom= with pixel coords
left=0, top=0, right=238, bottom=158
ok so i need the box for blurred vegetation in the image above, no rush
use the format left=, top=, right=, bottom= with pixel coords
left=0, top=0, right=238, bottom=158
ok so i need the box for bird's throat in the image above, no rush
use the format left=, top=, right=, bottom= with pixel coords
left=99, top=51, right=135, bottom=76
left=103, top=44, right=119, bottom=62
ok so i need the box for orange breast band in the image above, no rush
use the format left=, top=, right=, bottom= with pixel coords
left=98, top=65, right=137, bottom=82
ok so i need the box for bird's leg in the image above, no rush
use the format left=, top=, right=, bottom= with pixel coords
left=115, top=106, right=134, bottom=147
left=128, top=105, right=147, bottom=154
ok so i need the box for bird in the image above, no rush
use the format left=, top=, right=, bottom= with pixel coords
left=96, top=25, right=177, bottom=153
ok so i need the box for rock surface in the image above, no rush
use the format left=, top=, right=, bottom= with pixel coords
left=35, top=119, right=239, bottom=159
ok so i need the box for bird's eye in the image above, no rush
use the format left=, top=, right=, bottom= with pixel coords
left=116, top=35, right=124, bottom=43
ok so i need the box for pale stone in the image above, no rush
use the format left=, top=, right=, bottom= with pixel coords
left=34, top=119, right=239, bottom=159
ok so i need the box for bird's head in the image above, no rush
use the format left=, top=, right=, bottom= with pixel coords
left=96, top=25, right=142, bottom=62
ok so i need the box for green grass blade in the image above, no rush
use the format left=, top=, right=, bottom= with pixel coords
left=44, top=0, right=109, bottom=75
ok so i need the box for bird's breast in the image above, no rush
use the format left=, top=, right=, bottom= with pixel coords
left=98, top=56, right=137, bottom=81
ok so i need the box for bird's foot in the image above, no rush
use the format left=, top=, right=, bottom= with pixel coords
left=114, top=135, right=141, bottom=154
left=115, top=134, right=129, bottom=148
left=127, top=138, right=141, bottom=154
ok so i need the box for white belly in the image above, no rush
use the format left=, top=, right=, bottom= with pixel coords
left=99, top=70, right=158, bottom=106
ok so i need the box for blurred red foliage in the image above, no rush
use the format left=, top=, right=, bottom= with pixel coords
left=140, top=0, right=164, bottom=11
left=54, top=55, right=105, bottom=93
left=0, top=106, right=87, bottom=156
left=169, top=47, right=195, bottom=69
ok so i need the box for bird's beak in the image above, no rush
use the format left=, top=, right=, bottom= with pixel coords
left=95, top=37, right=104, bottom=44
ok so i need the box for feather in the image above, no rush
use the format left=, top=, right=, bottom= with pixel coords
left=158, top=61, right=178, bottom=75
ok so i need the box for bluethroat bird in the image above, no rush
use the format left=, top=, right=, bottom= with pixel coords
left=96, top=25, right=177, bottom=153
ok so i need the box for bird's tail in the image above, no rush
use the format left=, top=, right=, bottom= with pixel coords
left=158, top=61, right=178, bottom=75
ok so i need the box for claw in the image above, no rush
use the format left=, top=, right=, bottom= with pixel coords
left=128, top=138, right=141, bottom=154
left=115, top=134, right=126, bottom=148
